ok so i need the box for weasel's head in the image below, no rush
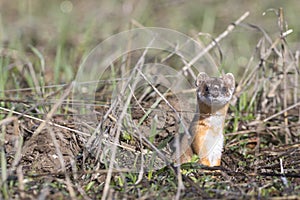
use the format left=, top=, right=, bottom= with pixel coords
left=195, top=72, right=235, bottom=108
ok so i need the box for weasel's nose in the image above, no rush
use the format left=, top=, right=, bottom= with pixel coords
left=211, top=86, right=219, bottom=97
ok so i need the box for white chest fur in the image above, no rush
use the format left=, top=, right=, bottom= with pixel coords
left=201, top=115, right=225, bottom=166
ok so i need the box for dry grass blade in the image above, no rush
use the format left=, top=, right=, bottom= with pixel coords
left=0, top=106, right=89, bottom=136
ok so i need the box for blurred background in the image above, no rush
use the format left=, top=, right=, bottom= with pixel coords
left=0, top=0, right=299, bottom=84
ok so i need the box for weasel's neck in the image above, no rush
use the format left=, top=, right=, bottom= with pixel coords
left=196, top=102, right=229, bottom=120
left=189, top=101, right=229, bottom=136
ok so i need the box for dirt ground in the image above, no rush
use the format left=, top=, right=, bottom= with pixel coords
left=3, top=87, right=300, bottom=199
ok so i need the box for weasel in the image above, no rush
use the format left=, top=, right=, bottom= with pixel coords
left=175, top=72, right=235, bottom=167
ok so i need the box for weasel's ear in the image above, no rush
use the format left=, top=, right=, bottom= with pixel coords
left=224, top=73, right=235, bottom=89
left=195, top=72, right=209, bottom=87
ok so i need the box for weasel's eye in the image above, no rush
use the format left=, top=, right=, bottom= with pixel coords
left=221, top=87, right=227, bottom=93
left=204, top=85, right=209, bottom=93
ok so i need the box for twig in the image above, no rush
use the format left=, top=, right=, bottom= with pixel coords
left=226, top=122, right=300, bottom=136
left=181, top=11, right=250, bottom=73
left=296, top=51, right=300, bottom=124
left=9, top=119, right=23, bottom=175
left=0, top=116, right=18, bottom=126
left=47, top=125, right=76, bottom=199
left=263, top=101, right=300, bottom=123
left=277, top=8, right=292, bottom=144
left=17, top=166, right=25, bottom=199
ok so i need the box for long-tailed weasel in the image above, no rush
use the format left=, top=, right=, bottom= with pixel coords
left=175, top=72, right=235, bottom=167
